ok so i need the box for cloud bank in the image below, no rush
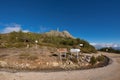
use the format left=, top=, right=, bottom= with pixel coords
left=90, top=43, right=120, bottom=49
left=1, top=23, right=29, bottom=33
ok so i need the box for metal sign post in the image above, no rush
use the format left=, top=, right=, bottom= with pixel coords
left=79, top=43, right=83, bottom=54
left=57, top=48, right=68, bottom=62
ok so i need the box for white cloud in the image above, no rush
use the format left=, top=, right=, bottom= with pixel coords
left=39, top=26, right=49, bottom=33
left=3, top=26, right=21, bottom=33
left=90, top=42, right=120, bottom=49
left=90, top=43, right=97, bottom=46
left=22, top=30, right=29, bottom=33
left=1, top=23, right=29, bottom=33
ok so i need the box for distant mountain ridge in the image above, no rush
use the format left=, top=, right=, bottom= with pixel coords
left=91, top=43, right=120, bottom=50
left=114, top=47, right=120, bottom=50
left=44, top=30, right=74, bottom=38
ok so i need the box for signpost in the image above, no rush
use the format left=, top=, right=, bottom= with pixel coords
left=35, top=40, right=38, bottom=49
left=79, top=43, right=83, bottom=54
left=70, top=49, right=80, bottom=59
left=57, top=48, right=68, bottom=61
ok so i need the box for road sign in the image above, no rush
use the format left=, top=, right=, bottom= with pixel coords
left=57, top=48, right=68, bottom=53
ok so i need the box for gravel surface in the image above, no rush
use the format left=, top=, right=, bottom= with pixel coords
left=0, top=52, right=120, bottom=80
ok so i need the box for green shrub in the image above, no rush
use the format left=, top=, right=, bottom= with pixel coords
left=96, top=55, right=105, bottom=62
left=90, top=56, right=97, bottom=65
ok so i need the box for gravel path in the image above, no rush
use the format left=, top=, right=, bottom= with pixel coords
left=0, top=52, right=120, bottom=80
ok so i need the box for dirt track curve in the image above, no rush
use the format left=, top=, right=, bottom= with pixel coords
left=0, top=52, right=120, bottom=80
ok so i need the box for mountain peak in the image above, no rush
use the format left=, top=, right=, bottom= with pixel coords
left=45, top=30, right=74, bottom=38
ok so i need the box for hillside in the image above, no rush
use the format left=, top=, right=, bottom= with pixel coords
left=0, top=31, right=109, bottom=72
left=0, top=30, right=97, bottom=53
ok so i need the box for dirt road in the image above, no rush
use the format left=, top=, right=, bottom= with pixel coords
left=0, top=52, right=120, bottom=80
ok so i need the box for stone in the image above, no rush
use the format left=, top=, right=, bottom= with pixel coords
left=0, top=61, right=8, bottom=67
left=52, top=62, right=59, bottom=67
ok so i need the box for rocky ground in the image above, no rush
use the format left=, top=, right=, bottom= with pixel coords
left=0, top=52, right=120, bottom=80
left=0, top=53, right=120, bottom=80
left=0, top=47, right=102, bottom=71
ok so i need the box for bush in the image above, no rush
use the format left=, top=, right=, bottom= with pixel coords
left=96, top=55, right=105, bottom=62
left=90, top=56, right=97, bottom=65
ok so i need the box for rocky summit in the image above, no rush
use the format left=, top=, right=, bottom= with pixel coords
left=45, top=30, right=74, bottom=38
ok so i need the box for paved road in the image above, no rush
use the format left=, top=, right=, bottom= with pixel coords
left=0, top=52, right=120, bottom=80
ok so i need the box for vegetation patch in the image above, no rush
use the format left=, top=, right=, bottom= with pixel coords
left=96, top=55, right=105, bottom=62
left=0, top=31, right=97, bottom=53
left=90, top=56, right=97, bottom=65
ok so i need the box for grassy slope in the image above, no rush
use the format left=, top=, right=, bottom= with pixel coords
left=0, top=31, right=97, bottom=53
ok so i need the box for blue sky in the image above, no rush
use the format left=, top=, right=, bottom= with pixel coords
left=0, top=0, right=120, bottom=47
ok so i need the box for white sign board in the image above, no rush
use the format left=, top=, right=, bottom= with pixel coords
left=70, top=49, right=80, bottom=53
left=35, top=40, right=38, bottom=43
left=80, top=44, right=83, bottom=47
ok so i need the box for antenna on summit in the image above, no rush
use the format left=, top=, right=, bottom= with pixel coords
left=57, top=27, right=59, bottom=32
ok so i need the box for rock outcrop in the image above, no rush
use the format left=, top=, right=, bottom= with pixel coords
left=45, top=30, right=74, bottom=38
